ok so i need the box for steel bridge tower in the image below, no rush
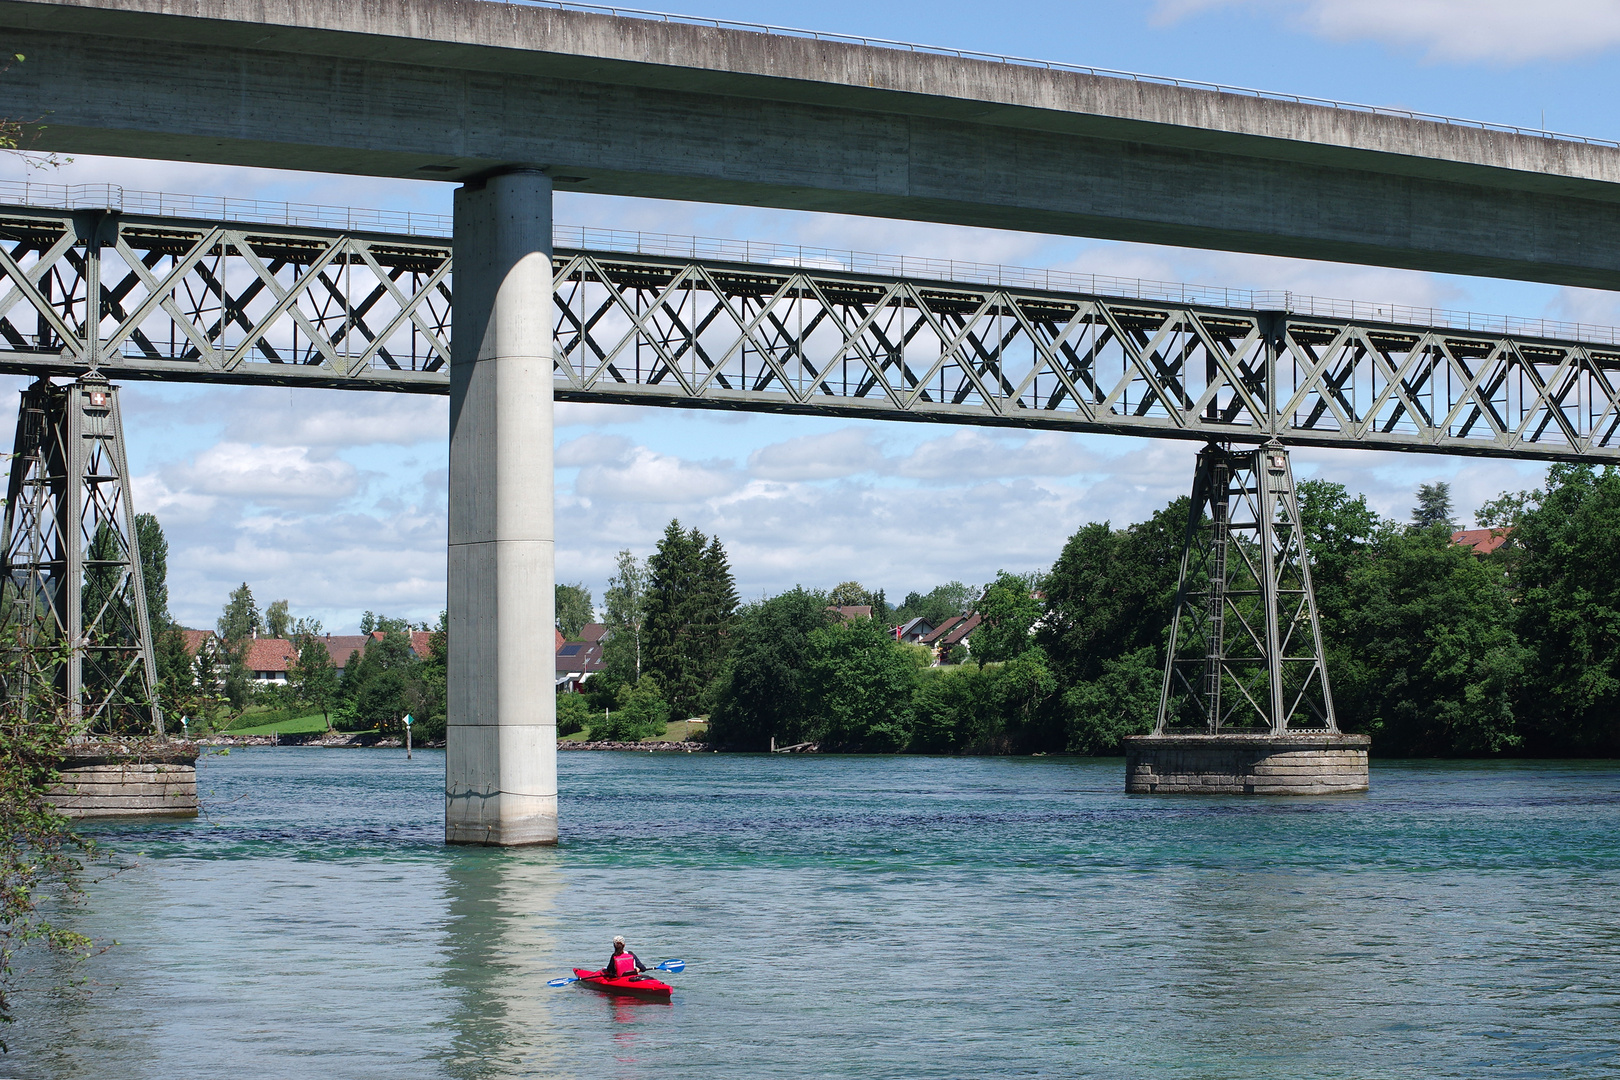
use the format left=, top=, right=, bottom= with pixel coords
left=1126, top=440, right=1366, bottom=794
left=0, top=373, right=163, bottom=734
left=1156, top=440, right=1336, bottom=735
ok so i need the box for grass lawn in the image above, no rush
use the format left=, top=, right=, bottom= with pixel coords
left=565, top=718, right=709, bottom=743
left=228, top=713, right=332, bottom=736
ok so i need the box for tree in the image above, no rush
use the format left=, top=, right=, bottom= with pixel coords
left=829, top=581, right=871, bottom=608
left=1062, top=646, right=1161, bottom=753
left=1412, top=481, right=1457, bottom=531
left=134, top=512, right=169, bottom=628
left=335, top=629, right=421, bottom=734
left=218, top=583, right=261, bottom=641
left=1038, top=500, right=1187, bottom=690
left=894, top=581, right=980, bottom=625
left=1510, top=464, right=1620, bottom=754
left=1332, top=526, right=1524, bottom=754
left=264, top=599, right=290, bottom=639
left=595, top=676, right=670, bottom=741
left=708, top=588, right=831, bottom=749
left=972, top=570, right=1043, bottom=663
left=555, top=582, right=594, bottom=640
left=556, top=691, right=591, bottom=737
left=643, top=521, right=738, bottom=720
left=602, top=549, right=649, bottom=684
left=806, top=616, right=918, bottom=750
left=288, top=632, right=340, bottom=730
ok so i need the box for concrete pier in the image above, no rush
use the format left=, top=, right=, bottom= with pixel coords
left=47, top=742, right=198, bottom=818
left=445, top=170, right=558, bottom=846
left=1123, top=734, right=1370, bottom=795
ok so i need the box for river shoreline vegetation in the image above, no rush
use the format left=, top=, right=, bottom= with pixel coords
left=565, top=470, right=1620, bottom=758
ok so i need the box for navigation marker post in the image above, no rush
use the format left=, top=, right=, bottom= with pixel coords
left=404, top=714, right=413, bottom=760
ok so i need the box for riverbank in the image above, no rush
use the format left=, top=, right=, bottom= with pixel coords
left=195, top=733, right=710, bottom=751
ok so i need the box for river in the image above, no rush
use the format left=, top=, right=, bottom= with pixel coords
left=3, top=748, right=1618, bottom=1078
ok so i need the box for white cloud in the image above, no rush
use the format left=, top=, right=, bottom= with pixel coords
left=1156, top=0, right=1620, bottom=64
left=169, top=442, right=358, bottom=502
left=748, top=427, right=886, bottom=480
left=573, top=446, right=740, bottom=503
left=556, top=433, right=635, bottom=467
left=896, top=430, right=1090, bottom=481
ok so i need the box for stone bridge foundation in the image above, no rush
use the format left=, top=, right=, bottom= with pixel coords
left=1123, top=734, right=1370, bottom=795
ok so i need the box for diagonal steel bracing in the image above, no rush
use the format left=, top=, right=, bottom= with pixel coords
left=2, top=204, right=1620, bottom=461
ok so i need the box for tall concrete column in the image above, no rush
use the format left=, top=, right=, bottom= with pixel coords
left=446, top=170, right=557, bottom=846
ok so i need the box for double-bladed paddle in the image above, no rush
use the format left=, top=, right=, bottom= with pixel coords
left=547, top=958, right=686, bottom=987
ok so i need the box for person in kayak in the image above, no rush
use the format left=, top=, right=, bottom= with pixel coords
left=601, top=936, right=647, bottom=979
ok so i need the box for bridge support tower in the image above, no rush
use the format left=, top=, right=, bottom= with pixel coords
left=1124, top=440, right=1369, bottom=794
left=1, top=374, right=163, bottom=735
left=445, top=170, right=558, bottom=845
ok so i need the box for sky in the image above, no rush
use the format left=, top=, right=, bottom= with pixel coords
left=6, top=0, right=1619, bottom=632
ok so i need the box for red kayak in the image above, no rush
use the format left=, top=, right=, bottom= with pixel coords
left=572, top=968, right=674, bottom=999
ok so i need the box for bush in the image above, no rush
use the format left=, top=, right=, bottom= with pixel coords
left=592, top=677, right=670, bottom=741
left=1063, top=646, right=1159, bottom=753
left=556, top=692, right=591, bottom=737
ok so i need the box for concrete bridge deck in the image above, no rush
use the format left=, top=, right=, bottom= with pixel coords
left=5, top=0, right=1620, bottom=287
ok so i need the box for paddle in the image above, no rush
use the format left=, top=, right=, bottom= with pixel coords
left=547, top=959, right=686, bottom=987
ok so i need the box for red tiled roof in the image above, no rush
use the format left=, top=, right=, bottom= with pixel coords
left=1451, top=527, right=1513, bottom=556
left=368, top=629, right=434, bottom=658
left=243, top=637, right=298, bottom=673
left=323, top=635, right=371, bottom=671
left=828, top=605, right=872, bottom=622
left=556, top=628, right=566, bottom=650
left=577, top=622, right=608, bottom=643
left=178, top=628, right=217, bottom=656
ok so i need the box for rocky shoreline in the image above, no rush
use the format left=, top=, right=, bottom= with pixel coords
left=196, top=733, right=710, bottom=751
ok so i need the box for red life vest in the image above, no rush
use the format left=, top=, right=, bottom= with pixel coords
left=608, top=951, right=637, bottom=977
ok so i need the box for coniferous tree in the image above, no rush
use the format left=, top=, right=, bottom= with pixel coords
left=1412, top=481, right=1457, bottom=531
left=643, top=521, right=737, bottom=720
left=134, top=512, right=170, bottom=628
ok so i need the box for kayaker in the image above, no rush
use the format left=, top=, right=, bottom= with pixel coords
left=601, top=936, right=647, bottom=979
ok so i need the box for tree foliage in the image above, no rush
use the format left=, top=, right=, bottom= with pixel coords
left=805, top=616, right=919, bottom=750
left=972, top=571, right=1042, bottom=664
left=602, top=549, right=649, bottom=686
left=643, top=521, right=738, bottom=720
left=555, top=582, right=594, bottom=640
left=264, top=599, right=290, bottom=640
left=708, top=588, right=831, bottom=749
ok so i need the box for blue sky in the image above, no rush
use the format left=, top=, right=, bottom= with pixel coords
left=4, top=0, right=1616, bottom=631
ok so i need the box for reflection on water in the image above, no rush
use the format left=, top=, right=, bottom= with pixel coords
left=2, top=750, right=1619, bottom=1079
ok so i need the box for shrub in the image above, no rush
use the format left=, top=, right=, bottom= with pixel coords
left=592, top=677, right=670, bottom=741
left=556, top=692, right=591, bottom=737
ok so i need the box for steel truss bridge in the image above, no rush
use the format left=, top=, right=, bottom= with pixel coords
left=2, top=203, right=1618, bottom=462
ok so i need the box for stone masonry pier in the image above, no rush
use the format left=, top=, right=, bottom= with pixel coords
left=47, top=741, right=199, bottom=819
left=1123, top=734, right=1370, bottom=795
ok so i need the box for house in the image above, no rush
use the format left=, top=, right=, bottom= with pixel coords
left=1452, top=527, right=1513, bottom=556
left=244, top=637, right=300, bottom=684
left=557, top=622, right=609, bottom=692
left=919, top=612, right=982, bottom=663
left=827, top=604, right=872, bottom=622
left=895, top=616, right=935, bottom=644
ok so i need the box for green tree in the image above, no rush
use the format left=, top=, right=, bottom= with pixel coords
left=972, top=570, right=1043, bottom=663
left=1038, top=500, right=1187, bottom=690
left=602, top=549, right=649, bottom=685
left=1333, top=525, right=1524, bottom=754
left=335, top=629, right=421, bottom=734
left=264, top=599, right=290, bottom=639
left=894, top=581, right=980, bottom=626
left=912, top=663, right=998, bottom=752
left=218, top=583, right=262, bottom=641
left=806, top=616, right=917, bottom=750
left=1412, top=481, right=1457, bottom=531
left=555, top=582, right=594, bottom=640
left=829, top=581, right=871, bottom=608
left=1062, top=646, right=1161, bottom=753
left=643, top=521, right=737, bottom=720
left=134, top=512, right=169, bottom=628
left=595, top=676, right=670, bottom=741
left=708, top=587, right=831, bottom=749
left=289, top=631, right=340, bottom=731
left=1510, top=464, right=1620, bottom=754
left=556, top=691, right=591, bottom=737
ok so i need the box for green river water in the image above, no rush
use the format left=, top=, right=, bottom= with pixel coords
left=3, top=748, right=1618, bottom=1078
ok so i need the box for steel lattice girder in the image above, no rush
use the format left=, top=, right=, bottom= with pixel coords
left=3, top=205, right=1620, bottom=461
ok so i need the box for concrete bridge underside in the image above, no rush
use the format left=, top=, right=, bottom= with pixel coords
left=7, top=0, right=1620, bottom=843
